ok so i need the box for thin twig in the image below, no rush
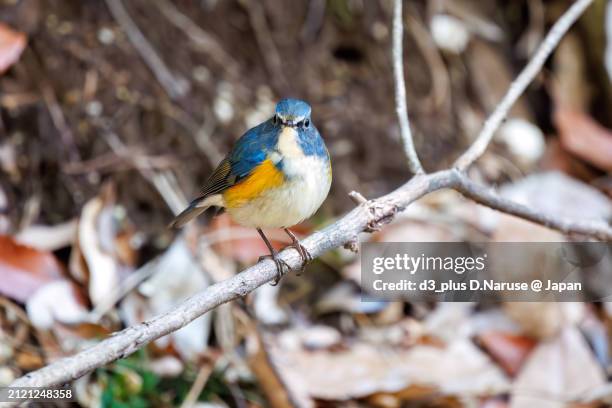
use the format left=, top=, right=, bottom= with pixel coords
left=179, top=362, right=213, bottom=408
left=450, top=171, right=612, bottom=241
left=392, top=0, right=424, bottom=175
left=62, top=151, right=175, bottom=175
left=40, top=84, right=81, bottom=162
left=348, top=191, right=368, bottom=205
left=100, top=126, right=187, bottom=215
left=87, top=257, right=161, bottom=322
left=154, top=0, right=240, bottom=77
left=0, top=92, right=39, bottom=110
left=405, top=13, right=451, bottom=112
left=105, top=0, right=190, bottom=100
left=300, top=0, right=326, bottom=42
left=453, top=0, right=594, bottom=171
left=164, top=104, right=224, bottom=166
left=238, top=0, right=289, bottom=93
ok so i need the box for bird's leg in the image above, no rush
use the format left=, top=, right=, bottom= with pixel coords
left=284, top=228, right=312, bottom=275
left=256, top=228, right=289, bottom=285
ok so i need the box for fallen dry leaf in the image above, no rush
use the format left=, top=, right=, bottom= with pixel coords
left=541, top=139, right=597, bottom=182
left=26, top=279, right=89, bottom=330
left=0, top=235, right=63, bottom=302
left=315, top=281, right=389, bottom=315
left=476, top=331, right=537, bottom=377
left=14, top=350, right=44, bottom=371
left=0, top=23, right=26, bottom=74
left=555, top=108, right=612, bottom=172
left=147, top=356, right=184, bottom=378
left=208, top=213, right=311, bottom=263
left=247, top=330, right=298, bottom=408
left=78, top=192, right=120, bottom=307
left=481, top=398, right=509, bottom=408
left=277, top=325, right=343, bottom=351
left=373, top=218, right=462, bottom=243
left=257, top=329, right=510, bottom=404
left=74, top=185, right=136, bottom=308
left=511, top=326, right=606, bottom=408
left=15, top=219, right=78, bottom=251
left=423, top=302, right=474, bottom=343
left=468, top=39, right=532, bottom=120
left=552, top=34, right=591, bottom=113
left=253, top=283, right=288, bottom=325
left=484, top=172, right=612, bottom=242
left=50, top=322, right=112, bottom=354
left=122, top=237, right=211, bottom=361
left=59, top=322, right=111, bottom=340
left=503, top=171, right=612, bottom=221
left=504, top=303, right=586, bottom=340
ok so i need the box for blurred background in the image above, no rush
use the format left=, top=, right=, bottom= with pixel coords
left=0, top=0, right=611, bottom=406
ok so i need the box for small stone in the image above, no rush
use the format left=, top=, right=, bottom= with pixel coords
left=85, top=101, right=103, bottom=117
left=371, top=21, right=388, bottom=41
left=431, top=14, right=470, bottom=54
left=98, top=27, right=115, bottom=45
left=192, top=65, right=211, bottom=83
left=0, top=341, right=13, bottom=364
left=0, top=366, right=15, bottom=386
left=301, top=325, right=342, bottom=350
left=57, top=21, right=73, bottom=35
left=46, top=14, right=58, bottom=29
left=213, top=82, right=235, bottom=123
left=497, top=118, right=545, bottom=166
left=214, top=98, right=233, bottom=123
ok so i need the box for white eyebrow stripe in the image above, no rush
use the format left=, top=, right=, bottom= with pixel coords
left=279, top=116, right=305, bottom=126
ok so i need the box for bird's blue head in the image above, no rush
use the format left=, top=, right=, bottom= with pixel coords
left=270, top=98, right=327, bottom=158
left=273, top=98, right=311, bottom=127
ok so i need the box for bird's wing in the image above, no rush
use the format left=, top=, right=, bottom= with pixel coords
left=170, top=121, right=277, bottom=228
left=199, top=158, right=236, bottom=197
left=201, top=121, right=273, bottom=197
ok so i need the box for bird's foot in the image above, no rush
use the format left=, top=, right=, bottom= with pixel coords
left=284, top=231, right=312, bottom=275
left=258, top=254, right=290, bottom=285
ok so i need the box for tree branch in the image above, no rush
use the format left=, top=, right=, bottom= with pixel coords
left=392, top=0, right=424, bottom=174
left=6, top=172, right=432, bottom=389
left=105, top=0, right=190, bottom=100
left=154, top=0, right=241, bottom=78
left=9, top=169, right=612, bottom=389
left=450, top=171, right=612, bottom=241
left=453, top=0, right=594, bottom=171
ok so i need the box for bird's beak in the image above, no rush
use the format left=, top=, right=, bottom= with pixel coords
left=281, top=119, right=298, bottom=128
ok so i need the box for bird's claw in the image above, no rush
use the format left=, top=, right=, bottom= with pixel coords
left=257, top=228, right=312, bottom=284
left=258, top=254, right=290, bottom=285
left=291, top=241, right=312, bottom=276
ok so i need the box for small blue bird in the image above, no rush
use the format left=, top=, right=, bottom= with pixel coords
left=171, top=98, right=332, bottom=283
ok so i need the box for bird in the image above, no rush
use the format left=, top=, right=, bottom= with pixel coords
left=171, top=98, right=332, bottom=284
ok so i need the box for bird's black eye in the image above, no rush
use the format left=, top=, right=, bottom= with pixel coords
left=304, top=119, right=310, bottom=128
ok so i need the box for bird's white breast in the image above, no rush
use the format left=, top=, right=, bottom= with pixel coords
left=226, top=127, right=331, bottom=228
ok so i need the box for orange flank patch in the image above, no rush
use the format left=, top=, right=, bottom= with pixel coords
left=223, top=159, right=284, bottom=208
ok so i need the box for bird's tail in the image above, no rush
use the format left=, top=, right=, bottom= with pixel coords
left=169, top=195, right=211, bottom=228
